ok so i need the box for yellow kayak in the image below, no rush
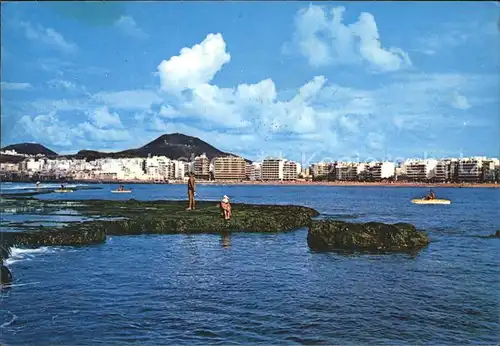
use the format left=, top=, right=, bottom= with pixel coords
left=111, top=190, right=132, bottom=193
left=411, top=198, right=451, bottom=205
left=54, top=189, right=74, bottom=193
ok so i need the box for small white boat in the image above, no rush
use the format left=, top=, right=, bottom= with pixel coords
left=411, top=198, right=451, bottom=205
left=111, top=190, right=132, bottom=193
left=54, top=189, right=74, bottom=193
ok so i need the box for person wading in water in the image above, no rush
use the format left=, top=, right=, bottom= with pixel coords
left=187, top=172, right=196, bottom=210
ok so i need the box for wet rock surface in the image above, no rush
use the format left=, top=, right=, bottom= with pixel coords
left=0, top=198, right=319, bottom=246
left=307, top=219, right=430, bottom=253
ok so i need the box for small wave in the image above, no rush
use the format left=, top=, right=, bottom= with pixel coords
left=5, top=246, right=57, bottom=265
left=0, top=183, right=88, bottom=190
left=0, top=311, right=17, bottom=328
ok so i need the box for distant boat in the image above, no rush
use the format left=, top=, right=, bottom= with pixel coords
left=54, top=189, right=74, bottom=193
left=411, top=198, right=451, bottom=205
left=111, top=190, right=132, bottom=193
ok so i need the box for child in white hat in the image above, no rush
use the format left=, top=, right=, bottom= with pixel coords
left=221, top=195, right=232, bottom=220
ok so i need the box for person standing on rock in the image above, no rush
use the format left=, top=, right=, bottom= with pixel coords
left=187, top=172, right=196, bottom=210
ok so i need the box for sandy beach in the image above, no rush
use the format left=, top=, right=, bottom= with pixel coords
left=72, top=178, right=500, bottom=188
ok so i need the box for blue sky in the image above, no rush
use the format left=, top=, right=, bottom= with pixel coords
left=1, top=1, right=499, bottom=162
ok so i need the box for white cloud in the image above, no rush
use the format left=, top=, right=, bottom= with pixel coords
left=17, top=108, right=131, bottom=148
left=288, top=5, right=411, bottom=72
left=114, top=16, right=148, bottom=40
left=46, top=79, right=88, bottom=94
left=1, top=81, right=32, bottom=90
left=451, top=92, right=471, bottom=110
left=159, top=105, right=181, bottom=118
left=86, top=106, right=124, bottom=129
left=12, top=27, right=498, bottom=159
left=94, top=90, right=162, bottom=110
left=19, top=21, right=77, bottom=54
left=157, top=33, right=231, bottom=93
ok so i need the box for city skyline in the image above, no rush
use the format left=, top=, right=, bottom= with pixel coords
left=1, top=2, right=499, bottom=161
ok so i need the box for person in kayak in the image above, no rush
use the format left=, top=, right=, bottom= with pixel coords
left=424, top=189, right=436, bottom=200
left=118, top=185, right=125, bottom=191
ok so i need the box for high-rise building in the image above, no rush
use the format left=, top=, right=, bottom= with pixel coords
left=213, top=156, right=246, bottom=180
left=402, top=159, right=438, bottom=181
left=310, top=162, right=331, bottom=180
left=369, top=162, right=395, bottom=181
left=245, top=162, right=256, bottom=181
left=335, top=162, right=359, bottom=181
left=283, top=160, right=298, bottom=180
left=261, top=159, right=284, bottom=181
left=194, top=153, right=210, bottom=180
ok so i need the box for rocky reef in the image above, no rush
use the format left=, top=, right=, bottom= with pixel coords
left=475, top=230, right=500, bottom=239
left=0, top=198, right=319, bottom=247
left=307, top=219, right=430, bottom=253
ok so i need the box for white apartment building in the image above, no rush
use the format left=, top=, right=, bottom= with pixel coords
left=310, top=162, right=332, bottom=179
left=24, top=158, right=43, bottom=172
left=457, top=157, right=487, bottom=182
left=253, top=162, right=262, bottom=181
left=369, top=161, right=395, bottom=180
left=173, top=160, right=187, bottom=179
left=0, top=162, right=20, bottom=172
left=213, top=156, right=246, bottom=180
left=283, top=160, right=299, bottom=181
left=335, top=162, right=359, bottom=181
left=194, top=153, right=210, bottom=179
left=261, top=159, right=284, bottom=181
left=403, top=159, right=438, bottom=181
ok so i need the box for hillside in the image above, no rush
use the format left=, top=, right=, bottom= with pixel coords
left=2, top=134, right=249, bottom=162
left=1, top=143, right=58, bottom=157
left=70, top=133, right=249, bottom=161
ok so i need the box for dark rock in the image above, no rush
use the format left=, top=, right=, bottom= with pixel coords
left=1, top=224, right=107, bottom=247
left=476, top=230, right=500, bottom=239
left=1, top=265, right=12, bottom=285
left=0, top=198, right=319, bottom=246
left=307, top=219, right=430, bottom=253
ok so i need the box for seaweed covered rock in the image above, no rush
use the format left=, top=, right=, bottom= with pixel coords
left=0, top=198, right=319, bottom=246
left=1, top=224, right=107, bottom=247
left=99, top=202, right=318, bottom=235
left=307, top=220, right=430, bottom=253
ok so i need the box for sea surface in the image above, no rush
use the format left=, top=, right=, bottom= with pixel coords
left=1, top=182, right=499, bottom=345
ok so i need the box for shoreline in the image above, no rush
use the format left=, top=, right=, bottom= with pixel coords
left=2, top=179, right=498, bottom=188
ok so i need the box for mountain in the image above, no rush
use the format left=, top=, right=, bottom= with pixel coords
left=1, top=143, right=58, bottom=157
left=1, top=134, right=250, bottom=162
left=70, top=133, right=250, bottom=162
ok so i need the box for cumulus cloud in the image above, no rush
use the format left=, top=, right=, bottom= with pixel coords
left=19, top=21, right=77, bottom=54
left=86, top=106, right=125, bottom=129
left=114, top=16, right=148, bottom=39
left=1, top=81, right=32, bottom=90
left=17, top=108, right=131, bottom=148
left=157, top=33, right=231, bottom=93
left=451, top=92, right=471, bottom=110
left=14, top=24, right=497, bottom=159
left=287, top=5, right=411, bottom=72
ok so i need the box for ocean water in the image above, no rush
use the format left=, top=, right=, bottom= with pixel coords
left=1, top=182, right=499, bottom=345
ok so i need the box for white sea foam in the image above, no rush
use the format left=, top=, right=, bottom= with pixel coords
left=5, top=246, right=57, bottom=265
